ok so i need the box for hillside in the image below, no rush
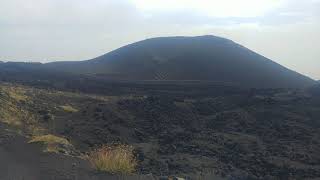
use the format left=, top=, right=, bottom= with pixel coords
left=44, top=35, right=315, bottom=88
left=0, top=36, right=319, bottom=179
left=309, top=82, right=320, bottom=96
left=1, top=82, right=320, bottom=179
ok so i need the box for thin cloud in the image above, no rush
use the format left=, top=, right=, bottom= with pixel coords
left=130, top=0, right=285, bottom=17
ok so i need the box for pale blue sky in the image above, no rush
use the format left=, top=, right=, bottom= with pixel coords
left=0, top=0, right=319, bottom=79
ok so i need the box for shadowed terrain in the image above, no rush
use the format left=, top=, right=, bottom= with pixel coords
left=0, top=36, right=319, bottom=180
left=0, top=36, right=316, bottom=88
left=0, top=123, right=150, bottom=180
left=0, top=82, right=320, bottom=179
left=44, top=36, right=315, bottom=88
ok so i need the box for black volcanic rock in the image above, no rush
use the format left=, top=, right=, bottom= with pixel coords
left=309, top=83, right=320, bottom=96
left=44, top=35, right=315, bottom=88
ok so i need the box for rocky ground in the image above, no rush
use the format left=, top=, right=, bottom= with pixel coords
left=0, top=121, right=220, bottom=180
left=1, top=82, right=320, bottom=179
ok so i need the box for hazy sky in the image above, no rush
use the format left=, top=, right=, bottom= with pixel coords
left=0, top=0, right=319, bottom=79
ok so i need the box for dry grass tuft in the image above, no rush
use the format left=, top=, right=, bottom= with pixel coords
left=88, top=144, right=137, bottom=174
left=60, top=105, right=78, bottom=113
left=29, top=134, right=72, bottom=153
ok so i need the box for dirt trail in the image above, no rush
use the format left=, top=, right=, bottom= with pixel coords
left=0, top=123, right=145, bottom=180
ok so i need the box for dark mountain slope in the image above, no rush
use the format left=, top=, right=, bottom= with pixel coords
left=45, top=35, right=315, bottom=88
left=309, top=82, right=320, bottom=96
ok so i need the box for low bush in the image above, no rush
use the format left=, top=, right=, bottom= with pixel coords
left=88, top=144, right=137, bottom=174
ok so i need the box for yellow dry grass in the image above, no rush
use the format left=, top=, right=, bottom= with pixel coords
left=0, top=86, right=28, bottom=102
left=88, top=145, right=137, bottom=174
left=60, top=105, right=78, bottom=113
left=29, top=134, right=71, bottom=153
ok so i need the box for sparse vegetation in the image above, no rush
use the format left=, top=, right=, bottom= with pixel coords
left=28, top=134, right=72, bottom=153
left=0, top=85, right=44, bottom=135
left=60, top=105, right=78, bottom=113
left=1, top=81, right=320, bottom=179
left=88, top=144, right=137, bottom=174
left=0, top=86, right=28, bottom=102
